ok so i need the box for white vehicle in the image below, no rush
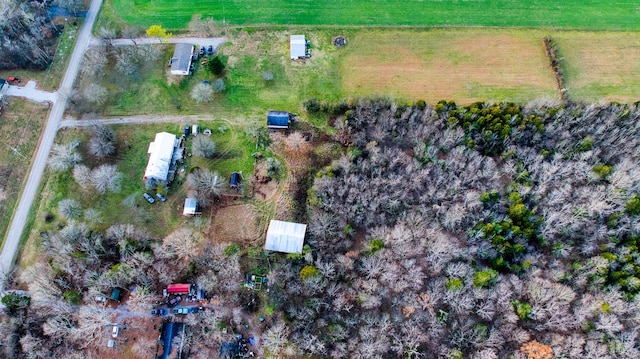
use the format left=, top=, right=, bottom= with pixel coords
left=111, top=325, right=119, bottom=338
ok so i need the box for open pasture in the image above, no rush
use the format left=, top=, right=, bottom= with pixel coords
left=554, top=32, right=640, bottom=103
left=339, top=30, right=558, bottom=104
left=111, top=0, right=640, bottom=30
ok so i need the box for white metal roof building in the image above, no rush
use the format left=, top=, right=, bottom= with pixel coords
left=264, top=220, right=307, bottom=254
left=290, top=35, right=306, bottom=60
left=144, top=132, right=177, bottom=182
left=183, top=198, right=199, bottom=216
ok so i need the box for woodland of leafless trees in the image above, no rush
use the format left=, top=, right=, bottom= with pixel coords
left=0, top=0, right=64, bottom=70
left=263, top=99, right=640, bottom=358
left=3, top=99, right=640, bottom=358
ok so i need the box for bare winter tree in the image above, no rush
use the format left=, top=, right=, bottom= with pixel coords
left=90, top=164, right=122, bottom=193
left=89, top=122, right=116, bottom=158
left=191, top=82, right=213, bottom=103
left=121, top=26, right=140, bottom=46
left=72, top=164, right=92, bottom=189
left=155, top=227, right=202, bottom=262
left=80, top=46, right=107, bottom=77
left=57, top=198, right=82, bottom=220
left=48, top=140, right=82, bottom=172
left=83, top=84, right=108, bottom=105
left=212, top=78, right=226, bottom=93
left=187, top=169, right=225, bottom=198
left=115, top=46, right=140, bottom=75
left=192, top=135, right=216, bottom=158
left=187, top=14, right=217, bottom=36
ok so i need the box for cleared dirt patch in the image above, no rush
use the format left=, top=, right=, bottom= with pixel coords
left=211, top=204, right=260, bottom=245
left=554, top=31, right=640, bottom=102
left=340, top=29, right=557, bottom=104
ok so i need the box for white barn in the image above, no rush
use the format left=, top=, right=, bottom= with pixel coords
left=143, top=132, right=178, bottom=183
left=264, top=220, right=307, bottom=254
left=290, top=35, right=306, bottom=60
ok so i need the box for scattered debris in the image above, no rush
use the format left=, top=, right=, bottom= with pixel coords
left=333, top=36, right=347, bottom=47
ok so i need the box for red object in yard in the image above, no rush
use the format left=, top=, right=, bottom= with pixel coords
left=167, top=283, right=191, bottom=294
left=7, top=76, right=20, bottom=83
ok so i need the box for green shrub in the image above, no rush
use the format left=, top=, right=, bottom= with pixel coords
left=207, top=56, right=225, bottom=75
left=446, top=278, right=464, bottom=291
left=479, top=190, right=500, bottom=205
left=266, top=158, right=282, bottom=178
left=473, top=269, right=498, bottom=288
left=368, top=239, right=384, bottom=254
left=304, top=98, right=321, bottom=113
left=224, top=243, right=240, bottom=256
left=577, top=136, right=594, bottom=152
left=1, top=293, right=31, bottom=315
left=625, top=195, right=640, bottom=215
left=300, top=265, right=321, bottom=280
left=63, top=290, right=82, bottom=305
left=415, top=99, right=427, bottom=110
left=593, top=164, right=613, bottom=179
left=512, top=300, right=532, bottom=320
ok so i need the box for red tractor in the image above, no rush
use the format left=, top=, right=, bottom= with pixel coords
left=7, top=76, right=21, bottom=84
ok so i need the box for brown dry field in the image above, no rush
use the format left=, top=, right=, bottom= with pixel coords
left=210, top=203, right=260, bottom=245
left=339, top=29, right=558, bottom=104
left=553, top=31, right=640, bottom=102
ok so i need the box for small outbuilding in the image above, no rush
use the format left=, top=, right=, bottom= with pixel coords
left=267, top=111, right=292, bottom=130
left=170, top=43, right=194, bottom=75
left=290, top=35, right=306, bottom=60
left=183, top=198, right=200, bottom=216
left=110, top=288, right=123, bottom=302
left=264, top=219, right=307, bottom=254
left=229, top=172, right=242, bottom=190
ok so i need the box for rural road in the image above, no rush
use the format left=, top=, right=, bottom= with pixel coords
left=88, top=36, right=226, bottom=49
left=0, top=0, right=103, bottom=286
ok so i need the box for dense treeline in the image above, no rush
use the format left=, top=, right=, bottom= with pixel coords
left=0, top=0, right=63, bottom=70
left=264, top=99, right=640, bottom=358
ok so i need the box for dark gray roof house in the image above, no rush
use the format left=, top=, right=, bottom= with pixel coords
left=267, top=111, right=292, bottom=130
left=170, top=44, right=194, bottom=76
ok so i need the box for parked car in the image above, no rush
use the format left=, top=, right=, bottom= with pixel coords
left=199, top=46, right=205, bottom=55
left=7, top=76, right=21, bottom=84
left=111, top=326, right=119, bottom=338
left=168, top=296, right=181, bottom=307
left=207, top=45, right=213, bottom=55
left=173, top=307, right=189, bottom=315
left=187, top=307, right=202, bottom=314
left=143, top=193, right=155, bottom=204
left=156, top=193, right=166, bottom=202
left=95, top=296, right=107, bottom=303
left=151, top=308, right=167, bottom=316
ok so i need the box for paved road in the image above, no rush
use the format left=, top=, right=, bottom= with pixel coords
left=88, top=36, right=226, bottom=49
left=0, top=0, right=103, bottom=285
left=6, top=81, right=58, bottom=103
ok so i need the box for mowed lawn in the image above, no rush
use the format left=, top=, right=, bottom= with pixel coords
left=553, top=32, right=640, bottom=103
left=111, top=0, right=640, bottom=30
left=340, top=30, right=557, bottom=104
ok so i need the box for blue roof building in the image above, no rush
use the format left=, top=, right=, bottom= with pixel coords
left=267, top=111, right=291, bottom=130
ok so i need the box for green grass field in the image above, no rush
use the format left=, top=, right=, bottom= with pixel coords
left=109, top=0, right=640, bottom=30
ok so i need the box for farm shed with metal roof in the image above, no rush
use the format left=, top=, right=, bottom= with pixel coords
left=264, top=219, right=307, bottom=254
